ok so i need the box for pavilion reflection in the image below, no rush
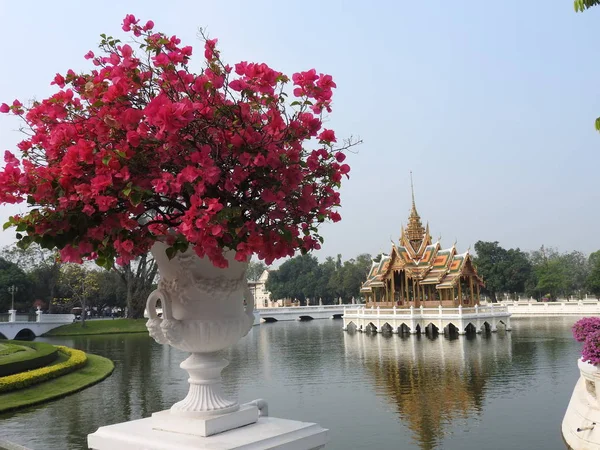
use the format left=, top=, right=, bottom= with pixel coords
left=343, top=331, right=513, bottom=449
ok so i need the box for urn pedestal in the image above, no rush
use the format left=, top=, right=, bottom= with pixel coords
left=88, top=243, right=327, bottom=449
left=562, top=359, right=600, bottom=450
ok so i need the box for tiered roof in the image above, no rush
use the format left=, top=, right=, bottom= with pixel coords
left=361, top=177, right=484, bottom=293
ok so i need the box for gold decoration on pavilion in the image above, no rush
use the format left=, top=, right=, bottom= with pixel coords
left=405, top=171, right=426, bottom=252
left=361, top=176, right=485, bottom=308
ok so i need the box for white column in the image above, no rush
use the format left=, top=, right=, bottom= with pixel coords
left=36, top=306, right=43, bottom=323
left=8, top=309, right=16, bottom=322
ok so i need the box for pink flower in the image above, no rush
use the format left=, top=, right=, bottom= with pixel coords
left=121, top=240, right=135, bottom=253
left=204, top=38, right=218, bottom=60
left=335, top=152, right=346, bottom=162
left=122, top=14, right=139, bottom=32
left=84, top=51, right=95, bottom=60
left=318, top=129, right=336, bottom=143
left=51, top=74, right=65, bottom=88
left=0, top=103, right=9, bottom=113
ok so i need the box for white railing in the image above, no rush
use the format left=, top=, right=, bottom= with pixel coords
left=343, top=304, right=509, bottom=318
left=37, top=313, right=75, bottom=323
left=260, top=305, right=360, bottom=313
left=497, top=300, right=600, bottom=316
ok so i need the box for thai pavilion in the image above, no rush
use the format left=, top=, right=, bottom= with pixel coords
left=360, top=189, right=484, bottom=309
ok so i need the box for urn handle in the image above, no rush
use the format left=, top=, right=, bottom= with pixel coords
left=244, top=286, right=255, bottom=324
left=146, top=289, right=174, bottom=320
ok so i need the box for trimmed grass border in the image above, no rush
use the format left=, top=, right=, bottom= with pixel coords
left=0, top=341, right=58, bottom=377
left=44, top=319, right=148, bottom=336
left=0, top=353, right=114, bottom=414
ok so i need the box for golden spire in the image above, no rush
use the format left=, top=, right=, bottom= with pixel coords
left=405, top=172, right=425, bottom=242
left=410, top=171, right=416, bottom=212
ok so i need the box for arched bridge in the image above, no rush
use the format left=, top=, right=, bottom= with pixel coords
left=258, top=305, right=360, bottom=322
left=0, top=310, right=74, bottom=340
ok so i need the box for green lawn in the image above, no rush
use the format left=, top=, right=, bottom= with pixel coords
left=43, top=319, right=148, bottom=336
left=0, top=343, right=29, bottom=357
left=0, top=353, right=114, bottom=413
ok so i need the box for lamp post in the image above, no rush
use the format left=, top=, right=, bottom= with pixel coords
left=8, top=285, right=18, bottom=311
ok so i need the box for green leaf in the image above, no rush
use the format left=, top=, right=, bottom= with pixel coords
left=3, top=221, right=12, bottom=231
left=15, top=223, right=27, bottom=232
left=130, top=191, right=142, bottom=206
left=123, top=185, right=132, bottom=197
left=15, top=233, right=22, bottom=240
left=102, top=155, right=111, bottom=166
left=165, top=247, right=177, bottom=260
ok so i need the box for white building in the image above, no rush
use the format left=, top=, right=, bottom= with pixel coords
left=248, top=270, right=274, bottom=308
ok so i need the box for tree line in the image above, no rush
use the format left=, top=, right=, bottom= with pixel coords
left=473, top=241, right=600, bottom=302
left=0, top=244, right=156, bottom=319
left=263, top=253, right=372, bottom=304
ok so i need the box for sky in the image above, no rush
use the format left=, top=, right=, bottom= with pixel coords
left=0, top=0, right=599, bottom=264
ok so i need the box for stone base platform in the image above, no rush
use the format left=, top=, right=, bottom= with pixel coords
left=88, top=413, right=327, bottom=450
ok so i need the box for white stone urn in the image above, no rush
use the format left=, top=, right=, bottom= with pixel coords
left=145, top=241, right=255, bottom=417
left=577, top=358, right=600, bottom=406
left=563, top=358, right=600, bottom=449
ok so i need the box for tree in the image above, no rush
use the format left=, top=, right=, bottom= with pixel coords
left=473, top=241, right=532, bottom=302
left=247, top=261, right=267, bottom=282
left=115, top=253, right=158, bottom=319
left=575, top=0, right=600, bottom=12
left=266, top=254, right=320, bottom=303
left=561, top=251, right=589, bottom=298
left=473, top=241, right=507, bottom=302
left=587, top=251, right=600, bottom=299
left=58, top=264, right=101, bottom=326
left=0, top=258, right=32, bottom=311
left=2, top=244, right=61, bottom=312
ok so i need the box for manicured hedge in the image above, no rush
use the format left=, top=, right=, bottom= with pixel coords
left=0, top=341, right=58, bottom=377
left=0, top=346, right=87, bottom=393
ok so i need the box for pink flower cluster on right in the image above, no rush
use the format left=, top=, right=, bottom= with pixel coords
left=573, top=317, right=600, bottom=365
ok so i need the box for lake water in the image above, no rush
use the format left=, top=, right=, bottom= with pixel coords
left=0, top=317, right=583, bottom=450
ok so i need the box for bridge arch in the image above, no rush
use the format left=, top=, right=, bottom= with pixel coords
left=414, top=324, right=422, bottom=335
left=366, top=322, right=377, bottom=333
left=14, top=328, right=36, bottom=340
left=298, top=315, right=314, bottom=321
left=381, top=322, right=393, bottom=334
left=0, top=331, right=7, bottom=340
left=399, top=323, right=411, bottom=334
left=345, top=321, right=357, bottom=332
left=262, top=317, right=278, bottom=323
left=425, top=323, right=439, bottom=336
left=464, top=323, right=477, bottom=334
left=496, top=319, right=508, bottom=331
left=444, top=323, right=459, bottom=336
left=480, top=321, right=491, bottom=333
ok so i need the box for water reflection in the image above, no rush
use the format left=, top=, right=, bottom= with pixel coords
left=0, top=318, right=584, bottom=450
left=343, top=331, right=515, bottom=449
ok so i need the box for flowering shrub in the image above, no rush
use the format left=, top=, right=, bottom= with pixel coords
left=572, top=317, right=600, bottom=342
left=0, top=346, right=87, bottom=393
left=0, top=15, right=357, bottom=268
left=582, top=330, right=600, bottom=366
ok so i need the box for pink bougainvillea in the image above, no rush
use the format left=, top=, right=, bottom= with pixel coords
left=572, top=317, right=600, bottom=342
left=0, top=15, right=358, bottom=268
left=582, top=330, right=600, bottom=366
